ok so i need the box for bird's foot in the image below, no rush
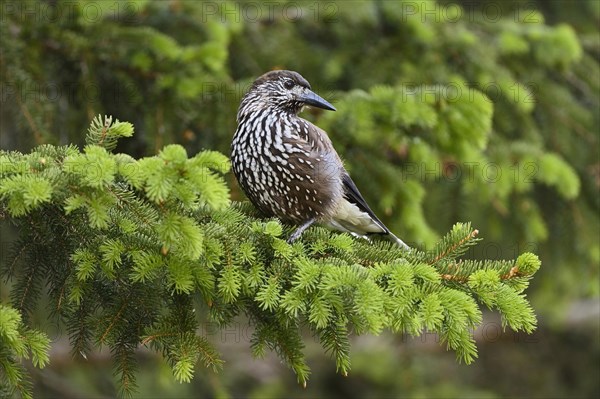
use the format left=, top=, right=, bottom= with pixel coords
left=287, top=218, right=316, bottom=243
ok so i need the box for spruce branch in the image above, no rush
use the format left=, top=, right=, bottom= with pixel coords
left=0, top=304, right=50, bottom=399
left=0, top=118, right=542, bottom=397
left=99, top=300, right=129, bottom=345
left=427, top=223, right=481, bottom=266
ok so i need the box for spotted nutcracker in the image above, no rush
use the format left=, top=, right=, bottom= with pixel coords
left=231, top=70, right=409, bottom=249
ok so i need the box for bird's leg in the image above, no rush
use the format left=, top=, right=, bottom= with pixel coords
left=288, top=217, right=316, bottom=243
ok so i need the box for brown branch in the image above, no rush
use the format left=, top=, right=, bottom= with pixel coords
left=430, top=229, right=479, bottom=265
left=56, top=285, right=64, bottom=312
left=441, top=261, right=524, bottom=283
left=106, top=185, right=156, bottom=227
left=7, top=241, right=30, bottom=276
left=440, top=260, right=468, bottom=282
left=15, top=88, right=44, bottom=144
left=19, top=271, right=35, bottom=312
left=99, top=301, right=127, bottom=344
left=501, top=265, right=521, bottom=280
left=441, top=272, right=469, bottom=283
left=196, top=338, right=223, bottom=371
left=141, top=332, right=176, bottom=346
left=6, top=63, right=45, bottom=145
left=97, top=117, right=110, bottom=147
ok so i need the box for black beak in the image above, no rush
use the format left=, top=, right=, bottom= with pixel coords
left=301, top=90, right=336, bottom=111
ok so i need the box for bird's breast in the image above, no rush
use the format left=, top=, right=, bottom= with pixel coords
left=231, top=116, right=344, bottom=224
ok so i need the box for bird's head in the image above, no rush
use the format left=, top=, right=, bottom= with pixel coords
left=240, top=70, right=336, bottom=116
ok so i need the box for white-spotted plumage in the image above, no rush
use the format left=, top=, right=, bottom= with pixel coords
left=231, top=70, right=409, bottom=249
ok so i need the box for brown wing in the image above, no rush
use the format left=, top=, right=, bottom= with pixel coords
left=276, top=119, right=345, bottom=220
left=283, top=119, right=409, bottom=248
left=293, top=121, right=387, bottom=230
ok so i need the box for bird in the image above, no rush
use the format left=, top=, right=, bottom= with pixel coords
left=231, top=70, right=409, bottom=249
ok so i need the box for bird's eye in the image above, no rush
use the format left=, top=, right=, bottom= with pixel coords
left=283, top=80, right=295, bottom=89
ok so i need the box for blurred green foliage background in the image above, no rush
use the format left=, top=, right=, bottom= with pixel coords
left=1, top=0, right=598, bottom=397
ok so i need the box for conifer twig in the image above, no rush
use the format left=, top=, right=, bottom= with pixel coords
left=14, top=83, right=44, bottom=144
left=501, top=264, right=521, bottom=280
left=19, top=271, right=35, bottom=312
left=100, top=301, right=128, bottom=344
left=430, top=229, right=479, bottom=265
left=441, top=261, right=468, bottom=282
left=97, top=116, right=111, bottom=147
left=141, top=332, right=176, bottom=346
